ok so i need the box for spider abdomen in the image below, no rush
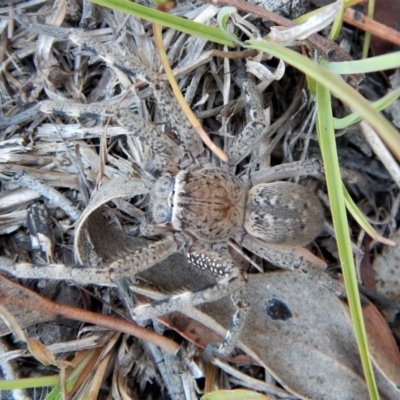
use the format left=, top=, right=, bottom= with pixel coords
left=171, top=168, right=246, bottom=241
left=244, top=182, right=324, bottom=246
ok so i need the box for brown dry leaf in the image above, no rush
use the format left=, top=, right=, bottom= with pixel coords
left=0, top=274, right=59, bottom=336
left=0, top=303, right=36, bottom=343
left=362, top=301, right=400, bottom=386
left=26, top=338, right=58, bottom=367
left=87, top=349, right=114, bottom=398
left=204, top=273, right=369, bottom=399
left=0, top=304, right=58, bottom=366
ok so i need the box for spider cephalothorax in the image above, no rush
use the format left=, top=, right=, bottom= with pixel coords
left=152, top=168, right=247, bottom=241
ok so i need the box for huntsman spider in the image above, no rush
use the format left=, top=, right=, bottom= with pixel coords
left=0, top=12, right=341, bottom=358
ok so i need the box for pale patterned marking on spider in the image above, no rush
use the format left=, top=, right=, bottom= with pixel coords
left=0, top=14, right=338, bottom=359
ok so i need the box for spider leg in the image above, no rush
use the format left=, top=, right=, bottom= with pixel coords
left=132, top=250, right=250, bottom=357
left=227, top=80, right=267, bottom=166
left=0, top=235, right=178, bottom=286
left=241, top=234, right=346, bottom=297
left=246, top=159, right=324, bottom=186
left=13, top=12, right=203, bottom=158
left=244, top=158, right=361, bottom=186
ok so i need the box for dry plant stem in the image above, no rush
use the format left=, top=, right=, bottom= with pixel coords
left=0, top=189, right=40, bottom=213
left=343, top=7, right=400, bottom=46
left=212, top=358, right=294, bottom=398
left=12, top=13, right=203, bottom=159
left=13, top=172, right=82, bottom=221
left=360, top=121, right=400, bottom=189
left=0, top=274, right=180, bottom=354
left=160, top=49, right=258, bottom=81
left=81, top=0, right=96, bottom=28
left=153, top=23, right=228, bottom=162
left=203, top=0, right=359, bottom=63
left=0, top=0, right=48, bottom=13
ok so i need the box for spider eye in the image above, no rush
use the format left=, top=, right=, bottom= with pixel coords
left=152, top=201, right=172, bottom=224
left=143, top=160, right=163, bottom=178
left=154, top=176, right=174, bottom=199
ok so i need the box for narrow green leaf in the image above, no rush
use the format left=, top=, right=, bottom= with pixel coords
left=316, top=81, right=379, bottom=400
left=333, top=87, right=400, bottom=129
left=0, top=376, right=58, bottom=390
left=321, top=51, right=400, bottom=74
left=328, top=0, right=344, bottom=40
left=362, top=0, right=375, bottom=59
left=217, top=6, right=244, bottom=45
left=245, top=40, right=400, bottom=162
left=90, top=0, right=236, bottom=46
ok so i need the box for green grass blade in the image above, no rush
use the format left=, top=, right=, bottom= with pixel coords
left=217, top=6, right=245, bottom=45
left=0, top=375, right=58, bottom=390
left=245, top=40, right=400, bottom=162
left=333, top=87, right=400, bottom=129
left=316, top=81, right=379, bottom=400
left=321, top=51, right=400, bottom=74
left=362, top=0, right=375, bottom=59
left=90, top=0, right=235, bottom=46
left=328, top=0, right=344, bottom=40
